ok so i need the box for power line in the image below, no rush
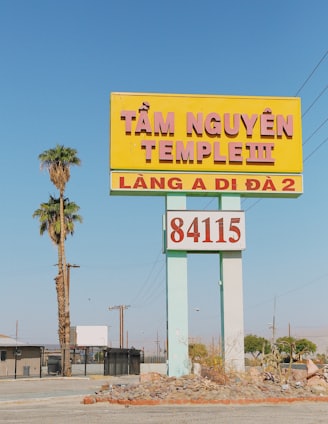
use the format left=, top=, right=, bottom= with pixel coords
left=304, top=135, right=328, bottom=163
left=135, top=52, right=328, bottom=325
left=294, top=50, right=328, bottom=96
left=243, top=126, right=328, bottom=211
left=303, top=116, right=328, bottom=146
left=237, top=52, right=328, bottom=212
left=128, top=250, right=165, bottom=306
left=246, top=271, right=328, bottom=311
left=276, top=272, right=328, bottom=300
left=302, top=84, right=328, bottom=118
left=132, top=259, right=166, bottom=308
left=134, top=284, right=166, bottom=309
left=244, top=198, right=263, bottom=212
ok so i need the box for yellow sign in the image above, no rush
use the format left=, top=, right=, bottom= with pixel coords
left=111, top=171, right=303, bottom=197
left=110, top=92, right=302, bottom=174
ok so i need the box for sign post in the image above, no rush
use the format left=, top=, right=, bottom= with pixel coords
left=219, top=195, right=244, bottom=371
left=165, top=194, right=189, bottom=377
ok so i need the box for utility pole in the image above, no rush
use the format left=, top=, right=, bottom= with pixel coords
left=154, top=331, right=160, bottom=361
left=64, top=263, right=79, bottom=376
left=67, top=264, right=80, bottom=299
left=66, top=263, right=80, bottom=347
left=271, top=296, right=277, bottom=346
left=108, top=305, right=130, bottom=348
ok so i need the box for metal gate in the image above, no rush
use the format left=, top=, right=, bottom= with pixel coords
left=104, top=348, right=141, bottom=376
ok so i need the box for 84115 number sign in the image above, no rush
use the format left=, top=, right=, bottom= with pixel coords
left=166, top=210, right=246, bottom=252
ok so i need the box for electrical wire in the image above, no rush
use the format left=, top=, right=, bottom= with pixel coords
left=303, top=116, right=328, bottom=146
left=129, top=51, right=328, bottom=315
left=303, top=134, right=328, bottom=163
left=132, top=266, right=166, bottom=308
left=246, top=272, right=328, bottom=311
left=237, top=51, right=328, bottom=212
left=128, top=249, right=165, bottom=307
left=199, top=50, right=328, bottom=212
left=294, top=50, right=328, bottom=96
left=302, top=84, right=328, bottom=118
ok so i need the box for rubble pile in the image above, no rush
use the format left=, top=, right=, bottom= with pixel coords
left=83, top=360, right=328, bottom=405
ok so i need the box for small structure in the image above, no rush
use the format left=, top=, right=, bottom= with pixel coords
left=0, top=334, right=43, bottom=378
left=104, top=348, right=142, bottom=376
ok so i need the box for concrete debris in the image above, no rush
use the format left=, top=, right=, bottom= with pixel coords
left=307, top=359, right=320, bottom=378
left=306, top=359, right=328, bottom=384
left=83, top=366, right=328, bottom=405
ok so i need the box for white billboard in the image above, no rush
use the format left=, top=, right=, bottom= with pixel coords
left=75, top=326, right=108, bottom=347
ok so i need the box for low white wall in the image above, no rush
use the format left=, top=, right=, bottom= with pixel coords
left=140, top=363, right=167, bottom=375
left=72, top=364, right=104, bottom=375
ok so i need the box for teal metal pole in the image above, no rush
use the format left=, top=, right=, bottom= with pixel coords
left=219, top=194, right=245, bottom=372
left=165, top=194, right=189, bottom=377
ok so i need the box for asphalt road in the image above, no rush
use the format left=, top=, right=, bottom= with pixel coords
left=1, top=376, right=328, bottom=423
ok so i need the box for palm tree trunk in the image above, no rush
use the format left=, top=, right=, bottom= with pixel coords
left=55, top=242, right=65, bottom=348
left=55, top=274, right=65, bottom=347
left=60, top=190, right=71, bottom=377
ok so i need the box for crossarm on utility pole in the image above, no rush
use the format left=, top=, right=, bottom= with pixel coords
left=108, top=305, right=130, bottom=348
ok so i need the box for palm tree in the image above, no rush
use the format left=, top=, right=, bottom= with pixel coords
left=38, top=145, right=81, bottom=376
left=33, top=196, right=82, bottom=348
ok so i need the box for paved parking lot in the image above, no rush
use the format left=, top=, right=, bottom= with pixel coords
left=1, top=377, right=328, bottom=423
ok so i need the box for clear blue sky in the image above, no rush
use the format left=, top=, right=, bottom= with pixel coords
left=1, top=0, right=328, bottom=354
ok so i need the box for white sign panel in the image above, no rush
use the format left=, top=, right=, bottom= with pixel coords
left=166, top=210, right=246, bottom=251
left=76, top=326, right=108, bottom=347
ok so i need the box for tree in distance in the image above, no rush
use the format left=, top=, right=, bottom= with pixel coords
left=276, top=336, right=317, bottom=362
left=244, top=334, right=271, bottom=360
